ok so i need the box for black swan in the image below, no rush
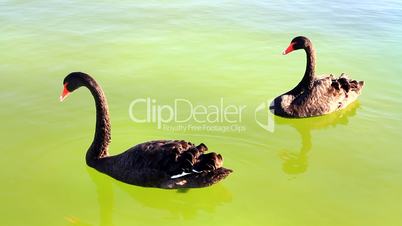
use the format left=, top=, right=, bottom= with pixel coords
left=271, top=36, right=364, bottom=118
left=60, top=72, right=232, bottom=189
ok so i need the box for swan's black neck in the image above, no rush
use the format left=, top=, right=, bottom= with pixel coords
left=289, top=43, right=316, bottom=94
left=83, top=77, right=111, bottom=167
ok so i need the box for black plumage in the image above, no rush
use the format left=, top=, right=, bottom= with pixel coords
left=61, top=72, right=232, bottom=189
left=272, top=36, right=364, bottom=118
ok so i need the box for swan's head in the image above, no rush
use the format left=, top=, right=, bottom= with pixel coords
left=282, top=36, right=311, bottom=55
left=60, top=72, right=90, bottom=102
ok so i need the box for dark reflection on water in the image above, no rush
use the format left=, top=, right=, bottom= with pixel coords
left=275, top=101, right=360, bottom=175
left=114, top=178, right=232, bottom=220
left=73, top=167, right=232, bottom=226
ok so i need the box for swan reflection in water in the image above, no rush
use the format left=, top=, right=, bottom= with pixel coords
left=275, top=101, right=360, bottom=175
left=65, top=167, right=232, bottom=226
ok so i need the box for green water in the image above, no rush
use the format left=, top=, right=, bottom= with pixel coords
left=1, top=1, right=402, bottom=225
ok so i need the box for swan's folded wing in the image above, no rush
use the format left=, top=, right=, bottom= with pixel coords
left=127, top=140, right=210, bottom=175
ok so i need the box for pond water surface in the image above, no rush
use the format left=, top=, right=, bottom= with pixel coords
left=1, top=1, right=402, bottom=226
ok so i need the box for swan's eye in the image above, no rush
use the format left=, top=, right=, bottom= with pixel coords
left=60, top=83, right=71, bottom=102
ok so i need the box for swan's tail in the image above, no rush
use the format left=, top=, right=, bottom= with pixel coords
left=330, top=73, right=364, bottom=110
left=167, top=143, right=232, bottom=188
left=167, top=167, right=233, bottom=188
left=173, top=143, right=225, bottom=174
left=331, top=73, right=364, bottom=95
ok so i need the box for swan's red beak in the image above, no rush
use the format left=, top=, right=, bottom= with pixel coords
left=60, top=83, right=70, bottom=102
left=282, top=42, right=295, bottom=55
